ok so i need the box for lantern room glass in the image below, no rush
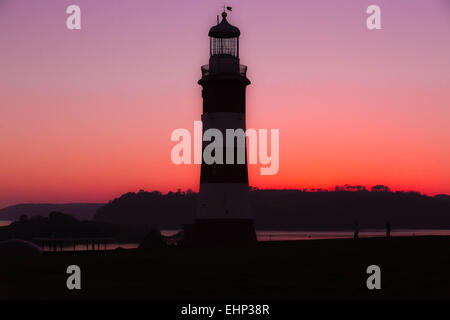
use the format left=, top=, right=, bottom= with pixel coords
left=210, top=37, right=239, bottom=57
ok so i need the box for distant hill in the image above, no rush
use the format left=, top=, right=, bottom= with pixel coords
left=93, top=188, right=450, bottom=230
left=0, top=203, right=104, bottom=221
left=94, top=191, right=196, bottom=229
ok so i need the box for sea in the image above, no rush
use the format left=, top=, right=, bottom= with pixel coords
left=1, top=220, right=450, bottom=251
left=0, top=220, right=12, bottom=227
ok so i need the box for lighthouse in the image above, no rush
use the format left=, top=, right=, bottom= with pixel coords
left=193, top=10, right=257, bottom=245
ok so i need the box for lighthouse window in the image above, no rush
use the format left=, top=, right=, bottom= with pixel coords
left=211, top=37, right=238, bottom=57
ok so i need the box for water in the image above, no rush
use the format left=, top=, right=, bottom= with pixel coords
left=256, top=229, right=450, bottom=241
left=160, top=229, right=450, bottom=241
left=14, top=228, right=450, bottom=252
left=0, top=220, right=13, bottom=227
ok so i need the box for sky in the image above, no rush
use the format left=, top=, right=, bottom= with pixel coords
left=0, top=0, right=449, bottom=208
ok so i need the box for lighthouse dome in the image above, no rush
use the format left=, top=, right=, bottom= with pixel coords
left=208, top=12, right=240, bottom=38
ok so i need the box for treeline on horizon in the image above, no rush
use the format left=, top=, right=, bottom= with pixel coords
left=93, top=185, right=450, bottom=230
left=0, top=211, right=149, bottom=242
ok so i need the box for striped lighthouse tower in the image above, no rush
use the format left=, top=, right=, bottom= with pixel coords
left=193, top=10, right=256, bottom=245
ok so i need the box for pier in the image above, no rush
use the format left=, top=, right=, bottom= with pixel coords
left=33, top=237, right=114, bottom=252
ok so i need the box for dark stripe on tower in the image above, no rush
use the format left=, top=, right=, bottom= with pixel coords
left=200, top=78, right=249, bottom=113
left=200, top=163, right=248, bottom=183
left=200, top=145, right=249, bottom=183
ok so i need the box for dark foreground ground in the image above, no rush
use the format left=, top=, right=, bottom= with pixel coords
left=1, top=236, right=450, bottom=299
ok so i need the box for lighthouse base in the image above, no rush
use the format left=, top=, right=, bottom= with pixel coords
left=193, top=219, right=257, bottom=245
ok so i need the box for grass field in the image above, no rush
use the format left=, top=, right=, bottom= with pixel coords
left=2, top=236, right=450, bottom=299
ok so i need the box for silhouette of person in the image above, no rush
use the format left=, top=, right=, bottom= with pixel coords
left=354, top=221, right=359, bottom=239
left=386, top=221, right=391, bottom=238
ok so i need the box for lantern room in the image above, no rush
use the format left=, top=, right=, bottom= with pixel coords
left=208, top=11, right=240, bottom=58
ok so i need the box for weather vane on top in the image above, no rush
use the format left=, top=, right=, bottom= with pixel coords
left=217, top=5, right=232, bottom=24
left=223, top=5, right=232, bottom=12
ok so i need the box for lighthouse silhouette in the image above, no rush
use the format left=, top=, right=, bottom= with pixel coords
left=193, top=10, right=257, bottom=245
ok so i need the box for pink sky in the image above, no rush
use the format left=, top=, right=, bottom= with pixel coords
left=1, top=0, right=449, bottom=208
